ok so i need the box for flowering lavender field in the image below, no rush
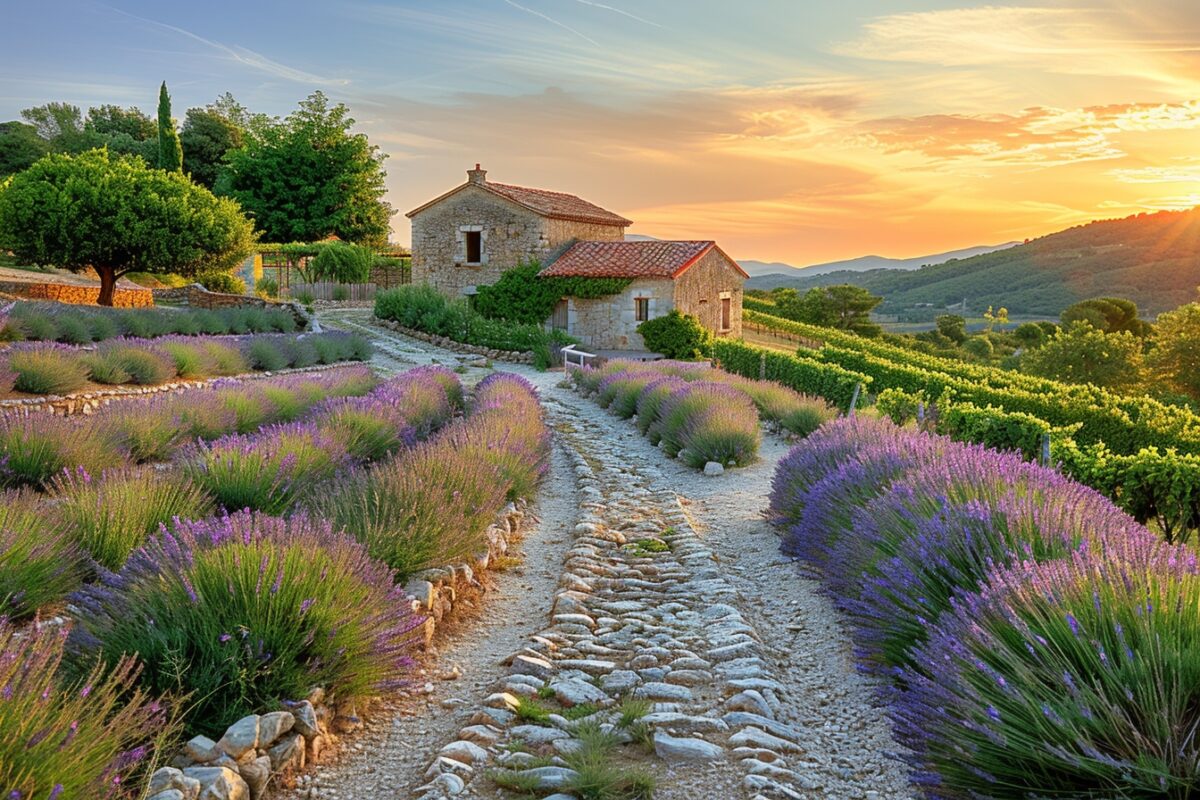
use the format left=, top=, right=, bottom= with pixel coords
left=0, top=361, right=551, bottom=796
left=572, top=358, right=834, bottom=470
left=771, top=415, right=1199, bottom=798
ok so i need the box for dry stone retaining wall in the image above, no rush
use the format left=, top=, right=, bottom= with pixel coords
left=373, top=318, right=537, bottom=365
left=0, top=280, right=153, bottom=308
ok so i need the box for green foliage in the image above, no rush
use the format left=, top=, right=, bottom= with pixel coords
left=1148, top=302, right=1200, bottom=401
left=0, top=493, right=82, bottom=619
left=769, top=284, right=883, bottom=336
left=0, top=149, right=254, bottom=305
left=156, top=82, right=183, bottom=172
left=875, top=387, right=924, bottom=425
left=0, top=121, right=49, bottom=178
left=1061, top=296, right=1150, bottom=336
left=961, top=336, right=994, bottom=360
left=1021, top=321, right=1145, bottom=393
left=473, top=261, right=632, bottom=324
left=255, top=275, right=279, bottom=298
left=1013, top=321, right=1047, bottom=348
left=637, top=309, right=712, bottom=359
left=310, top=242, right=373, bottom=283
left=218, top=92, right=392, bottom=245
left=375, top=284, right=575, bottom=364
left=712, top=338, right=869, bottom=411
left=9, top=348, right=89, bottom=394
left=195, top=270, right=247, bottom=295
left=937, top=401, right=1056, bottom=461
left=935, top=313, right=966, bottom=343
left=51, top=468, right=214, bottom=570
left=180, top=103, right=244, bottom=189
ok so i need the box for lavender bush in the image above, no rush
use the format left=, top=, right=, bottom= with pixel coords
left=0, top=413, right=127, bottom=489
left=636, top=375, right=687, bottom=439
left=0, top=490, right=83, bottom=619
left=187, top=422, right=350, bottom=514
left=8, top=345, right=90, bottom=394
left=0, top=618, right=170, bottom=799
left=894, top=539, right=1200, bottom=798
left=50, top=466, right=214, bottom=570
left=657, top=382, right=760, bottom=467
left=68, top=511, right=422, bottom=737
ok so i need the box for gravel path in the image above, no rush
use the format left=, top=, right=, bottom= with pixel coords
left=292, top=310, right=914, bottom=800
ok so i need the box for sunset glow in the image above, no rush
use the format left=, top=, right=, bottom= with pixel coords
left=4, top=1, right=1200, bottom=264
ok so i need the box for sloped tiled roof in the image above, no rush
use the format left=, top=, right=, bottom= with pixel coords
left=406, top=178, right=631, bottom=226
left=540, top=240, right=748, bottom=280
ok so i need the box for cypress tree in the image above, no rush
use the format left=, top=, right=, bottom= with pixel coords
left=156, top=81, right=183, bottom=172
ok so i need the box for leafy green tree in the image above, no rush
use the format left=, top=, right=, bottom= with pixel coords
left=1021, top=320, right=1145, bottom=392
left=0, top=150, right=254, bottom=305
left=1013, top=321, right=1047, bottom=348
left=0, top=122, right=49, bottom=177
left=962, top=336, right=994, bottom=360
left=156, top=82, right=183, bottom=172
left=86, top=105, right=155, bottom=140
left=796, top=285, right=883, bottom=336
left=180, top=106, right=243, bottom=189
left=935, top=314, right=967, bottom=343
left=1147, top=302, right=1200, bottom=401
left=637, top=309, right=712, bottom=359
left=1061, top=297, right=1151, bottom=336
left=20, top=103, right=99, bottom=152
left=218, top=92, right=392, bottom=245
left=310, top=242, right=374, bottom=283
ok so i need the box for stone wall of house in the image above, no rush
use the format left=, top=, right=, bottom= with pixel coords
left=565, top=277, right=674, bottom=350
left=0, top=280, right=153, bottom=308
left=673, top=248, right=744, bottom=339
left=410, top=187, right=547, bottom=296
left=410, top=185, right=628, bottom=297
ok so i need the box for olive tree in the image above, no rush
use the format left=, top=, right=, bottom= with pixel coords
left=0, top=149, right=254, bottom=305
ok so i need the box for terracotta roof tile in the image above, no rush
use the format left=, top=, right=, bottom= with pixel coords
left=541, top=240, right=720, bottom=279
left=484, top=182, right=631, bottom=226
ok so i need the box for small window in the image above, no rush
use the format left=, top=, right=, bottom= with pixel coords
left=635, top=297, right=650, bottom=322
left=721, top=297, right=732, bottom=330
left=465, top=230, right=482, bottom=263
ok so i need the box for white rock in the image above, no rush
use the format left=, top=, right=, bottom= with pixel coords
left=653, top=732, right=725, bottom=762
left=439, top=739, right=489, bottom=765
left=703, top=461, right=724, bottom=476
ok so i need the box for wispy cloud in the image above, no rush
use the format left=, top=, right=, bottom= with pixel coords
left=106, top=5, right=349, bottom=86
left=502, top=0, right=600, bottom=47
left=568, top=0, right=661, bottom=28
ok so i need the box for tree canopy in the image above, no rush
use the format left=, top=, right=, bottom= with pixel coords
left=770, top=284, right=883, bottom=337
left=1147, top=302, right=1200, bottom=401
left=0, top=149, right=254, bottom=305
left=217, top=92, right=392, bottom=245
left=0, top=122, right=49, bottom=178
left=1021, top=320, right=1145, bottom=393
left=156, top=82, right=183, bottom=172
left=1061, top=297, right=1152, bottom=337
left=180, top=106, right=244, bottom=189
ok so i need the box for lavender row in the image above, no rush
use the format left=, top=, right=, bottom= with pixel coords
left=2, top=370, right=549, bottom=796
left=0, top=330, right=371, bottom=396
left=770, top=416, right=1199, bottom=797
left=0, top=364, right=380, bottom=490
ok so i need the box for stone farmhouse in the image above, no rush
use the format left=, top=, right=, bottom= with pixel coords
left=407, top=165, right=746, bottom=350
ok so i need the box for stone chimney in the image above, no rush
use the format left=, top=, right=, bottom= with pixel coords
left=467, top=163, right=487, bottom=185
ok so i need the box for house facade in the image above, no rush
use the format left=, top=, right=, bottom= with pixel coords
left=406, top=165, right=629, bottom=296
left=407, top=166, right=745, bottom=350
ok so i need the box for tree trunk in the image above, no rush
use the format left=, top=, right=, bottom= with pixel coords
left=96, top=267, right=117, bottom=307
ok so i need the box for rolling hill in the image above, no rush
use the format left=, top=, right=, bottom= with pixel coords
left=749, top=208, right=1200, bottom=317
left=743, top=242, right=1018, bottom=282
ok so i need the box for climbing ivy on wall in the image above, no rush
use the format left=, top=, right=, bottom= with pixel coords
left=473, top=261, right=633, bottom=325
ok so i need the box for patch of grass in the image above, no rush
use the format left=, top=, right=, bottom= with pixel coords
left=562, top=702, right=601, bottom=721
left=616, top=698, right=651, bottom=729
left=489, top=768, right=543, bottom=795
left=536, top=683, right=555, bottom=699
left=514, top=696, right=553, bottom=723
left=623, top=538, right=670, bottom=557
left=564, top=721, right=656, bottom=800
left=489, top=555, right=524, bottom=571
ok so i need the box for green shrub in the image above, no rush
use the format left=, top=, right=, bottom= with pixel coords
left=54, top=315, right=92, bottom=345
left=2, top=620, right=169, bottom=798
left=9, top=348, right=89, bottom=394
left=194, top=309, right=228, bottom=334
left=0, top=414, right=126, bottom=489
left=105, top=346, right=177, bottom=385
left=255, top=276, right=279, bottom=298
left=196, top=270, right=246, bottom=295
left=332, top=284, right=350, bottom=302
left=86, top=313, right=118, bottom=341
left=246, top=339, right=288, bottom=371
left=202, top=341, right=248, bottom=375
left=0, top=492, right=82, bottom=619
left=297, top=290, right=315, bottom=306
left=473, top=260, right=631, bottom=324
left=637, top=310, right=712, bottom=359
left=16, top=313, right=57, bottom=341
left=82, top=351, right=132, bottom=385
left=51, top=467, right=214, bottom=570
left=161, top=341, right=210, bottom=379
left=311, top=242, right=373, bottom=283
left=68, top=512, right=422, bottom=738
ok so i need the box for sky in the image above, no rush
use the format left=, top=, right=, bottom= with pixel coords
left=3, top=1, right=1200, bottom=265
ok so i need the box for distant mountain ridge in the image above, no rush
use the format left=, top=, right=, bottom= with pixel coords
left=744, top=208, right=1200, bottom=316
left=742, top=243, right=1019, bottom=281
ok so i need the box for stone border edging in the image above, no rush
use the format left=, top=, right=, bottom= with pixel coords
left=0, top=363, right=359, bottom=418
left=373, top=318, right=536, bottom=366
left=144, top=500, right=532, bottom=800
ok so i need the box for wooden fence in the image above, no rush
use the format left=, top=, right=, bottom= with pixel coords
left=743, top=320, right=824, bottom=351
left=282, top=282, right=380, bottom=302
left=257, top=250, right=411, bottom=296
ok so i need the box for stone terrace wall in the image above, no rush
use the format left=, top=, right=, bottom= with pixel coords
left=151, top=285, right=311, bottom=328
left=0, top=280, right=153, bottom=308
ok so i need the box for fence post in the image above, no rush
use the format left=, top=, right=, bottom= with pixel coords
left=1040, top=432, right=1052, bottom=466
left=759, top=351, right=766, bottom=381
left=848, top=382, right=862, bottom=417
left=917, top=400, right=925, bottom=424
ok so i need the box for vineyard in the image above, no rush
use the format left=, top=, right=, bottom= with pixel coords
left=722, top=300, right=1200, bottom=540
